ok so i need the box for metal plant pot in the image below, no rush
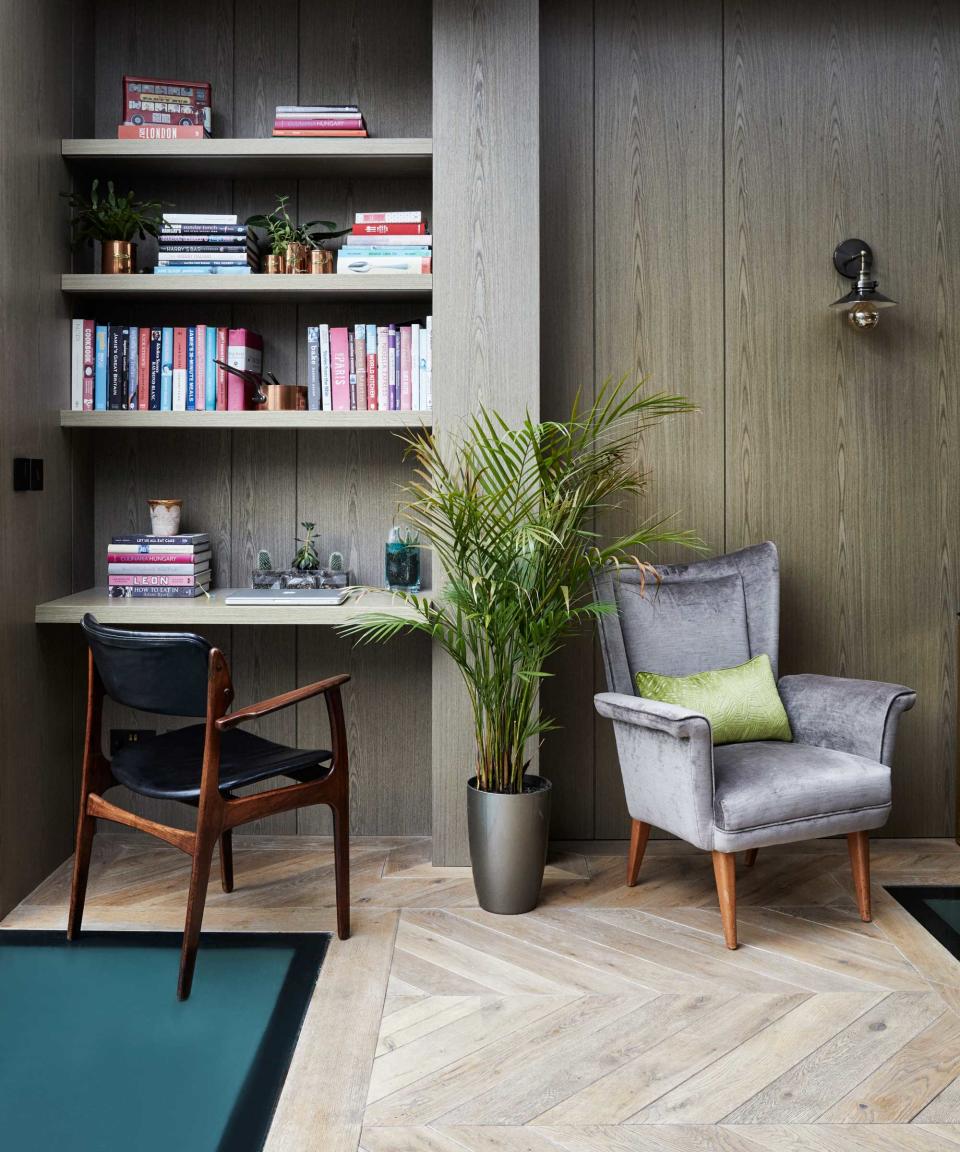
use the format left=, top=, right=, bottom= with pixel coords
left=467, top=775, right=552, bottom=914
left=102, top=240, right=135, bottom=273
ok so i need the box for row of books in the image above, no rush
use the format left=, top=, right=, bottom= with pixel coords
left=307, top=319, right=432, bottom=412
left=273, top=104, right=368, bottom=137
left=338, top=211, right=431, bottom=275
left=70, top=322, right=262, bottom=411
left=156, top=213, right=258, bottom=275
left=107, top=533, right=212, bottom=599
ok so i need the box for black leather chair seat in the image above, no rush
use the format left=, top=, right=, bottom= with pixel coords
left=111, top=725, right=333, bottom=801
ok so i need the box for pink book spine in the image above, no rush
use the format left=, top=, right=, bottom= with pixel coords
left=329, top=327, right=350, bottom=411
left=273, top=117, right=363, bottom=130
left=82, top=320, right=96, bottom=410
left=106, top=552, right=204, bottom=563
left=108, top=574, right=200, bottom=586
left=226, top=327, right=263, bottom=411
left=366, top=349, right=377, bottom=410
left=376, top=327, right=388, bottom=411
left=216, top=327, right=228, bottom=410
left=195, top=324, right=206, bottom=410
left=400, top=326, right=412, bottom=411
left=354, top=325, right=367, bottom=411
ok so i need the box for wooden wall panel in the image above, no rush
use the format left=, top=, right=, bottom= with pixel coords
left=431, top=0, right=541, bottom=863
left=724, top=0, right=960, bottom=836
left=591, top=0, right=724, bottom=838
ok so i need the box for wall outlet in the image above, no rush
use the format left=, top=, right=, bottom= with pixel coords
left=109, top=728, right=156, bottom=756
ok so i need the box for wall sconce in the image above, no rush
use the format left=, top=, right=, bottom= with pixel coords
left=830, top=239, right=896, bottom=329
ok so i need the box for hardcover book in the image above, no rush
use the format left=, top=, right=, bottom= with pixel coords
left=172, top=326, right=187, bottom=411
left=336, top=254, right=431, bottom=274
left=376, top=326, right=389, bottom=411
left=71, top=320, right=83, bottom=410
left=411, top=322, right=421, bottom=411
left=215, top=328, right=228, bottom=409
left=107, top=584, right=210, bottom=598
left=319, top=323, right=332, bottom=411
left=108, top=573, right=206, bottom=585
left=117, top=124, right=208, bottom=140
left=226, top=328, right=263, bottom=410
left=329, top=327, right=350, bottom=412
left=387, top=325, right=397, bottom=411
left=307, top=326, right=321, bottom=411
left=351, top=222, right=426, bottom=236
left=160, top=327, right=174, bottom=410
left=148, top=328, right=162, bottom=411
left=127, top=327, right=139, bottom=410
left=205, top=327, right=217, bottom=411
left=365, top=323, right=378, bottom=411
left=107, top=325, right=126, bottom=410
left=111, top=533, right=210, bottom=546
left=82, top=320, right=96, bottom=411
left=354, top=324, right=367, bottom=411
left=137, top=327, right=150, bottom=410
left=107, top=559, right=211, bottom=575
left=354, top=211, right=422, bottom=223
left=345, top=232, right=432, bottom=246
left=186, top=326, right=197, bottom=410
left=400, top=325, right=412, bottom=411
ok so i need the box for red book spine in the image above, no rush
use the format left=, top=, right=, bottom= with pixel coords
left=273, top=118, right=363, bottom=130
left=350, top=222, right=426, bottom=236
left=137, top=327, right=150, bottom=410
left=216, top=327, right=228, bottom=409
left=82, top=320, right=96, bottom=411
left=117, top=124, right=208, bottom=139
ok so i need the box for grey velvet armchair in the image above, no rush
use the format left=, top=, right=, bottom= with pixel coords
left=593, top=541, right=915, bottom=949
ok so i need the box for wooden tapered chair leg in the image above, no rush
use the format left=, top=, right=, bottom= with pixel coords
left=848, top=830, right=872, bottom=921
left=219, top=829, right=234, bottom=893
left=712, top=850, right=738, bottom=949
left=332, top=803, right=351, bottom=941
left=67, top=804, right=97, bottom=941
left=178, top=831, right=217, bottom=1001
left=627, top=819, right=651, bottom=887
left=744, top=848, right=759, bottom=868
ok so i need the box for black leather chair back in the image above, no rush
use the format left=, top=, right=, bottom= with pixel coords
left=81, top=613, right=213, bottom=717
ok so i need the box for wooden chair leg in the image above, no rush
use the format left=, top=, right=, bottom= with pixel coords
left=219, top=829, right=234, bottom=894
left=178, top=832, right=217, bottom=1001
left=332, top=803, right=351, bottom=941
left=67, top=804, right=96, bottom=941
left=744, top=848, right=759, bottom=868
left=712, top=850, right=738, bottom=949
left=627, top=819, right=651, bottom=887
left=848, top=830, right=872, bottom=921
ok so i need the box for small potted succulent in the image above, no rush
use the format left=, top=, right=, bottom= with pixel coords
left=64, top=179, right=167, bottom=273
left=246, top=195, right=349, bottom=274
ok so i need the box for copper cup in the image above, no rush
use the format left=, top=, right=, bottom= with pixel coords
left=102, top=240, right=135, bottom=274
left=264, top=253, right=284, bottom=274
left=259, top=384, right=308, bottom=410
left=310, top=248, right=334, bottom=274
left=284, top=242, right=308, bottom=274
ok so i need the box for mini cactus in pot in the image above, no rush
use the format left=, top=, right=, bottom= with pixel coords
left=257, top=548, right=273, bottom=571
left=328, top=551, right=343, bottom=574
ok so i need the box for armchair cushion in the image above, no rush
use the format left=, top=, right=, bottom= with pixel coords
left=713, top=741, right=890, bottom=834
left=618, top=572, right=751, bottom=677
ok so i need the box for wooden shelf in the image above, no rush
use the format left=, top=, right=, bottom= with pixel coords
left=35, top=588, right=427, bottom=626
left=60, top=409, right=432, bottom=429
left=61, top=273, right=432, bottom=301
left=61, top=137, right=433, bottom=179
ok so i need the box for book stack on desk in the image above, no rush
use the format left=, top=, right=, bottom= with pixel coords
left=107, top=533, right=212, bottom=598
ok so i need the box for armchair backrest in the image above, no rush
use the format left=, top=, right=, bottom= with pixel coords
left=81, top=613, right=213, bottom=717
left=593, top=542, right=780, bottom=695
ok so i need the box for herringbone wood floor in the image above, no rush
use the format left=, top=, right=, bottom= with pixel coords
left=6, top=835, right=960, bottom=1151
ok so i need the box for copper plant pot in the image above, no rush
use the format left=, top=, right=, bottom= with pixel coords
left=284, top=242, right=308, bottom=274
left=264, top=253, right=284, bottom=274
left=102, top=240, right=135, bottom=274
left=310, top=248, right=334, bottom=274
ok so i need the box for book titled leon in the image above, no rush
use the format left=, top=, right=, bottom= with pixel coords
left=107, top=533, right=212, bottom=597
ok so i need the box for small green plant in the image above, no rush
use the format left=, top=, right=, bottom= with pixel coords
left=328, top=551, right=344, bottom=573
left=63, top=179, right=167, bottom=246
left=257, top=549, right=273, bottom=572
left=246, top=195, right=350, bottom=257
left=291, top=522, right=320, bottom=571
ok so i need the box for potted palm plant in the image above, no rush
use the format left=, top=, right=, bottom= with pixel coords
left=340, top=378, right=697, bottom=913
left=64, top=179, right=166, bottom=273
left=247, top=195, right=349, bottom=273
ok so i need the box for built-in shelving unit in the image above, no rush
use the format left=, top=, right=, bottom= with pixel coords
left=61, top=273, right=432, bottom=301
left=61, top=137, right=433, bottom=178
left=59, top=409, right=432, bottom=429
left=35, top=588, right=428, bottom=626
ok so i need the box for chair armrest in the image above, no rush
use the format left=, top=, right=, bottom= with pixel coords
left=777, top=674, right=916, bottom=765
left=217, top=673, right=350, bottom=730
left=594, top=692, right=716, bottom=850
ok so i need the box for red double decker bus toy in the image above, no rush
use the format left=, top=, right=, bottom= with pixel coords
left=122, top=76, right=212, bottom=134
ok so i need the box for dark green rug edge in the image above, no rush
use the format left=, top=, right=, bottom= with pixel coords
left=885, top=885, right=960, bottom=958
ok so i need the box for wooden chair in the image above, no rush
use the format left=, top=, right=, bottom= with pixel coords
left=68, top=613, right=350, bottom=999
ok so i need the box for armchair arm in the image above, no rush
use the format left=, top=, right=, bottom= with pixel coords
left=216, top=673, right=350, bottom=730
left=777, top=674, right=916, bottom=765
left=594, top=692, right=716, bottom=850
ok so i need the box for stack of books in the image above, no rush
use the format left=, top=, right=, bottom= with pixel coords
left=118, top=75, right=212, bottom=140
left=305, top=318, right=432, bottom=412
left=337, top=211, right=431, bottom=275
left=70, top=321, right=263, bottom=412
left=156, top=213, right=259, bottom=276
left=107, top=533, right=212, bottom=599
left=272, top=105, right=367, bottom=137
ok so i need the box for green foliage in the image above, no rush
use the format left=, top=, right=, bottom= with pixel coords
left=246, top=195, right=350, bottom=256
left=257, top=549, right=273, bottom=572
left=291, top=522, right=320, bottom=571
left=63, top=179, right=167, bottom=246
left=328, top=550, right=344, bottom=573
left=339, top=376, right=702, bottom=794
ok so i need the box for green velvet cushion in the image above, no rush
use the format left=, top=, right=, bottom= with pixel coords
left=635, top=653, right=793, bottom=746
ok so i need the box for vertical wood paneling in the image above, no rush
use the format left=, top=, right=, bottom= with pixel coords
left=431, top=0, right=541, bottom=863
left=724, top=0, right=960, bottom=836
left=592, top=0, right=724, bottom=838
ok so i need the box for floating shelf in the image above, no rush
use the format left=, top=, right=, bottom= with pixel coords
left=61, top=273, right=432, bottom=301
left=61, top=137, right=433, bottom=179
left=35, top=588, right=428, bottom=627
left=60, top=409, right=432, bottom=429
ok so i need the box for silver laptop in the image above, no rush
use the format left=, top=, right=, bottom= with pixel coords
left=224, top=588, right=351, bottom=606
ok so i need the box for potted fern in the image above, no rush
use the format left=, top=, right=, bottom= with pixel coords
left=64, top=179, right=166, bottom=273
left=340, top=378, right=697, bottom=913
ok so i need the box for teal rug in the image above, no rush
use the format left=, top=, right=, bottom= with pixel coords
left=0, top=930, right=329, bottom=1152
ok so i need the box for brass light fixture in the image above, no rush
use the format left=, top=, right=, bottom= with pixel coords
left=830, top=239, right=896, bottom=329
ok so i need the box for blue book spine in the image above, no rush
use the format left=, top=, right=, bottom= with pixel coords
left=342, top=246, right=432, bottom=257
left=152, top=266, right=253, bottom=276
left=160, top=327, right=174, bottom=411
left=127, top=327, right=139, bottom=409
left=204, top=327, right=217, bottom=411
left=148, top=328, right=162, bottom=410
left=186, top=326, right=197, bottom=410
left=94, top=325, right=108, bottom=410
